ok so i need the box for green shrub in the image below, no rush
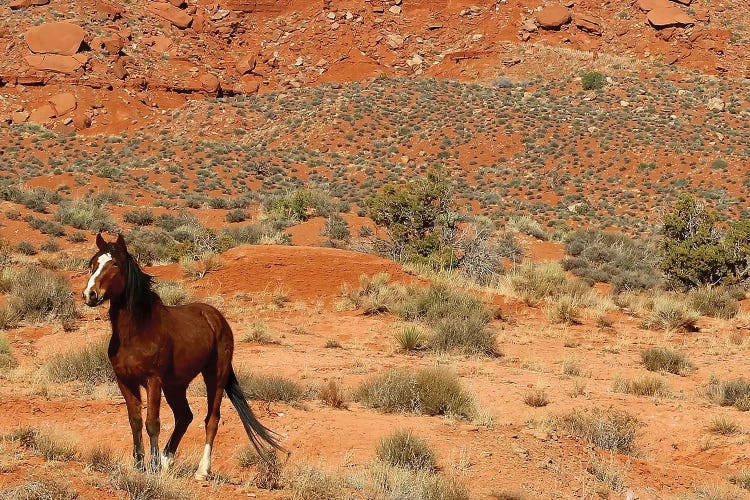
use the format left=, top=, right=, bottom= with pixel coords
left=394, top=325, right=425, bottom=352
left=16, top=241, right=37, bottom=255
left=507, top=262, right=570, bottom=305
left=266, top=188, right=337, bottom=224
left=225, top=209, right=249, bottom=223
left=322, top=214, right=350, bottom=241
left=581, top=71, right=606, bottom=90
left=354, top=366, right=475, bottom=419
left=553, top=408, right=641, bottom=454
left=376, top=430, right=437, bottom=471
left=367, top=168, right=458, bottom=269
left=640, top=347, right=693, bottom=374
left=45, top=339, right=114, bottom=384
left=660, top=194, right=750, bottom=288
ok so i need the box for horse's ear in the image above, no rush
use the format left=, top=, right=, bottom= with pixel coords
left=96, top=232, right=106, bottom=250
left=115, top=233, right=128, bottom=255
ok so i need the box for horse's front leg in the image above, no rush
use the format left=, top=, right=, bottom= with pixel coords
left=145, top=377, right=163, bottom=473
left=117, top=379, right=145, bottom=471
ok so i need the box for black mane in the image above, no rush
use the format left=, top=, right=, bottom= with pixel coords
left=124, top=252, right=155, bottom=321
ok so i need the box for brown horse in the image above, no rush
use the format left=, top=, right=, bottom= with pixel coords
left=83, top=233, right=283, bottom=479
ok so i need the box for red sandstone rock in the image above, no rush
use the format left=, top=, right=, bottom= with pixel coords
left=198, top=73, right=220, bottom=93
left=637, top=0, right=671, bottom=12
left=574, top=14, right=602, bottom=35
left=647, top=6, right=694, bottom=27
left=29, top=104, right=55, bottom=123
left=24, top=53, right=88, bottom=73
left=236, top=54, right=257, bottom=75
left=25, top=22, right=86, bottom=56
left=537, top=4, right=571, bottom=29
left=91, top=35, right=123, bottom=54
left=147, top=2, right=193, bottom=29
left=48, top=93, right=77, bottom=116
left=9, top=0, right=49, bottom=9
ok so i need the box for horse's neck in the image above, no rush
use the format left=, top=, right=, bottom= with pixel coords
left=109, top=299, right=159, bottom=340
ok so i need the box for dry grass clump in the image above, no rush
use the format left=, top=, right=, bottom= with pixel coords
left=354, top=367, right=475, bottom=419
left=547, top=295, right=582, bottom=325
left=85, top=446, right=120, bottom=473
left=238, top=449, right=283, bottom=489
left=587, top=457, right=626, bottom=494
left=241, top=321, right=273, bottom=343
left=552, top=408, right=641, bottom=454
left=641, top=295, right=699, bottom=331
left=705, top=376, right=750, bottom=410
left=523, top=387, right=550, bottom=407
left=284, top=464, right=345, bottom=500
left=45, top=338, right=114, bottom=384
left=729, top=469, right=750, bottom=490
left=342, top=276, right=498, bottom=356
left=153, top=281, right=193, bottom=306
left=0, top=478, right=78, bottom=500
left=640, top=347, right=693, bottom=375
left=394, top=324, right=425, bottom=352
left=181, top=252, right=223, bottom=280
left=507, top=262, right=568, bottom=305
left=612, top=374, right=671, bottom=397
left=2, top=265, right=79, bottom=330
left=0, top=331, right=16, bottom=369
left=318, top=380, right=347, bottom=409
left=376, top=430, right=437, bottom=471
left=11, top=427, right=77, bottom=462
left=363, top=461, right=469, bottom=500
left=708, top=415, right=740, bottom=435
left=236, top=370, right=306, bottom=403
left=108, top=467, right=189, bottom=500
left=689, top=287, right=740, bottom=320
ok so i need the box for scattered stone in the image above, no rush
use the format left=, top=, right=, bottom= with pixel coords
left=707, top=97, right=725, bottom=111
left=91, top=35, right=123, bottom=54
left=25, top=22, right=86, bottom=55
left=49, top=93, right=77, bottom=115
left=29, top=104, right=56, bottom=124
left=385, top=33, right=404, bottom=49
left=536, top=4, right=571, bottom=30
left=11, top=111, right=29, bottom=124
left=670, top=0, right=692, bottom=4
left=521, top=19, right=538, bottom=32
left=9, top=0, right=49, bottom=9
left=112, top=60, right=128, bottom=79
left=460, top=6, right=482, bottom=16
left=574, top=14, right=602, bottom=35
left=647, top=7, right=694, bottom=27
left=73, top=112, right=92, bottom=130
left=147, top=2, right=193, bottom=29
left=388, top=5, right=401, bottom=15
left=406, top=54, right=423, bottom=67
left=211, top=9, right=230, bottom=20
left=236, top=54, right=257, bottom=75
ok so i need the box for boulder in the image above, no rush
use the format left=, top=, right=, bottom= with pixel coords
left=25, top=22, right=86, bottom=55
left=637, top=0, right=671, bottom=11
left=9, top=0, right=49, bottom=9
left=91, top=35, right=123, bottom=54
left=48, top=93, right=77, bottom=116
left=198, top=73, right=220, bottom=93
left=647, top=6, right=694, bottom=27
left=11, top=111, right=30, bottom=124
left=25, top=53, right=88, bottom=73
left=147, top=2, right=193, bottom=29
left=536, top=4, right=571, bottom=29
left=29, top=104, right=56, bottom=124
left=73, top=112, right=92, bottom=130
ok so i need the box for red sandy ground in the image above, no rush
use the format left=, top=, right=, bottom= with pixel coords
left=2, top=243, right=750, bottom=498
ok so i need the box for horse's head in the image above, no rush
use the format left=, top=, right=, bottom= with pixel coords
left=82, top=233, right=129, bottom=307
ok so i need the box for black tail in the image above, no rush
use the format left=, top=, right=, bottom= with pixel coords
left=226, top=368, right=286, bottom=459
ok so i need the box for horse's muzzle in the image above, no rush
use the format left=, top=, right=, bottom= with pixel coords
left=82, top=290, right=104, bottom=307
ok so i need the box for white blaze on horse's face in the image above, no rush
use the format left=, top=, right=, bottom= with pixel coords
left=83, top=253, right=112, bottom=306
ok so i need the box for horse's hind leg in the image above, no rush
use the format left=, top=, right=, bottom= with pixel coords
left=194, top=368, right=226, bottom=480
left=117, top=378, right=145, bottom=472
left=161, top=385, right=193, bottom=470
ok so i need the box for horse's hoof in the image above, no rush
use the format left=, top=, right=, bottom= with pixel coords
left=193, top=473, right=208, bottom=481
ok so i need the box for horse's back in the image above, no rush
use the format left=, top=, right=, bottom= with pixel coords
left=159, top=301, right=234, bottom=384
